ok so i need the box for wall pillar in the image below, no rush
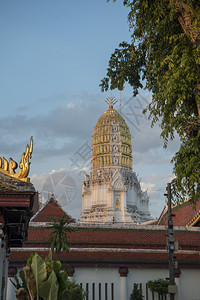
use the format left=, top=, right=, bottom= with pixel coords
left=67, top=266, right=75, bottom=282
left=119, top=267, right=128, bottom=300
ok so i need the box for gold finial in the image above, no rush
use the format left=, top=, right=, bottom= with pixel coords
left=0, top=136, right=33, bottom=182
left=105, top=94, right=118, bottom=109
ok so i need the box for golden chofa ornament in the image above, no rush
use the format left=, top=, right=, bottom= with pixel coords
left=0, top=136, right=33, bottom=182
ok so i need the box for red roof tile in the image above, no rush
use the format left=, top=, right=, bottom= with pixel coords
left=31, top=198, right=74, bottom=222
left=9, top=249, right=200, bottom=266
left=9, top=224, right=200, bottom=269
left=159, top=200, right=200, bottom=226
left=24, top=225, right=200, bottom=252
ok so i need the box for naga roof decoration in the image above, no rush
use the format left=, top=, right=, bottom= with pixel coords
left=0, top=136, right=33, bottom=182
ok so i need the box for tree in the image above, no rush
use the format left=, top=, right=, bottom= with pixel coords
left=100, top=0, right=200, bottom=203
left=46, top=214, right=74, bottom=255
left=147, top=279, right=169, bottom=300
left=11, top=252, right=87, bottom=300
left=129, top=283, right=144, bottom=300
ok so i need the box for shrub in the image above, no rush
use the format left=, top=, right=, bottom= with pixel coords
left=129, top=283, right=144, bottom=300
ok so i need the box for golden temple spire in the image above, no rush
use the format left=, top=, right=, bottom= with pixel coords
left=105, top=94, right=118, bottom=109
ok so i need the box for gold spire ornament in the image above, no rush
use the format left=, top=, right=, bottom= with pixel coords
left=91, top=96, right=132, bottom=169
left=105, top=94, right=118, bottom=109
left=0, top=136, right=33, bottom=182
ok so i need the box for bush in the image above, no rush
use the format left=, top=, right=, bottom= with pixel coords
left=11, top=251, right=87, bottom=300
left=129, top=283, right=144, bottom=300
left=147, top=279, right=169, bottom=296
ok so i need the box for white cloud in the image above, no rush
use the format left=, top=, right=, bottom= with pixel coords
left=144, top=173, right=175, bottom=183
left=31, top=168, right=83, bottom=220
left=1, top=92, right=180, bottom=219
left=140, top=182, right=157, bottom=194
left=66, top=102, right=76, bottom=109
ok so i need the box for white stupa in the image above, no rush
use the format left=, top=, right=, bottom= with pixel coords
left=79, top=95, right=151, bottom=224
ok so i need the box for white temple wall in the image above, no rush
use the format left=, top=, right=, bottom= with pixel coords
left=140, top=199, right=150, bottom=217
left=6, top=251, right=200, bottom=300
left=94, top=185, right=97, bottom=206
left=82, top=194, right=87, bottom=210
left=81, top=169, right=151, bottom=223
left=72, top=267, right=120, bottom=299
left=90, top=184, right=109, bottom=206
left=127, top=188, right=139, bottom=208
left=64, top=266, right=200, bottom=300
left=102, top=184, right=108, bottom=206
left=121, top=191, right=126, bottom=222
left=99, top=184, right=103, bottom=204
left=177, top=269, right=200, bottom=300
left=6, top=276, right=16, bottom=300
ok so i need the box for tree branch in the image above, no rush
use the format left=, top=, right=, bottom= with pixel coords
left=170, top=1, right=199, bottom=45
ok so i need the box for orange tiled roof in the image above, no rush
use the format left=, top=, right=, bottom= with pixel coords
left=158, top=199, right=200, bottom=227
left=31, top=197, right=74, bottom=222
left=24, top=225, right=200, bottom=251
left=9, top=249, right=200, bottom=263
left=9, top=224, right=200, bottom=269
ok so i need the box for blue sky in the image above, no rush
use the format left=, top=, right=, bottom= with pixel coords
left=0, top=1, right=180, bottom=219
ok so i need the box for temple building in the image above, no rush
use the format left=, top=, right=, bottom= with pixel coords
left=2, top=111, right=200, bottom=300
left=0, top=137, right=37, bottom=300
left=80, top=96, right=151, bottom=224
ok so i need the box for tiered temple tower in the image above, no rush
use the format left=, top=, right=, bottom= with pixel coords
left=79, top=96, right=151, bottom=224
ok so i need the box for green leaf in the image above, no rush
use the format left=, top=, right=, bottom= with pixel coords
left=101, top=0, right=200, bottom=204
left=23, top=266, right=35, bottom=300
left=10, top=275, right=20, bottom=290
left=39, top=270, right=59, bottom=300
left=52, top=260, right=62, bottom=276
left=57, top=271, right=68, bottom=298
left=27, top=252, right=36, bottom=267
left=46, top=214, right=74, bottom=255
left=45, top=251, right=52, bottom=263
left=31, top=253, right=47, bottom=300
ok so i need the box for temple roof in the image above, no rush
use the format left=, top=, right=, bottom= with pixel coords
left=9, top=224, right=200, bottom=269
left=158, top=198, right=200, bottom=227
left=0, top=172, right=35, bottom=193
left=26, top=224, right=200, bottom=249
left=0, top=172, right=36, bottom=247
left=31, top=197, right=75, bottom=222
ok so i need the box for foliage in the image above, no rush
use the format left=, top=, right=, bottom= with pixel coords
left=65, top=280, right=87, bottom=300
left=101, top=0, right=200, bottom=203
left=129, top=283, right=144, bottom=300
left=46, top=213, right=74, bottom=254
left=147, top=279, right=170, bottom=296
left=172, top=131, right=200, bottom=203
left=11, top=252, right=86, bottom=300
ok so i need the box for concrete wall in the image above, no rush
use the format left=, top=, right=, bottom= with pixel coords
left=7, top=265, right=200, bottom=300
left=70, top=267, right=200, bottom=300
